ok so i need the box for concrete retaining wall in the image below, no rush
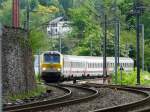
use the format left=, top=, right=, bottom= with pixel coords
left=1, top=26, right=36, bottom=100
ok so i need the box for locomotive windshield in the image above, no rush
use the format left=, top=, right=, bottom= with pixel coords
left=44, top=53, right=60, bottom=63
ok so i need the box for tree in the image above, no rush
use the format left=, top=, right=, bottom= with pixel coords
left=38, top=0, right=51, bottom=6
left=59, top=0, right=73, bottom=11
left=0, top=0, right=12, bottom=26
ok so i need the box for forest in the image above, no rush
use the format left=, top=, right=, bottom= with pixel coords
left=0, top=0, right=150, bottom=71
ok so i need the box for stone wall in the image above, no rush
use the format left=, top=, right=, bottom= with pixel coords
left=1, top=26, right=36, bottom=99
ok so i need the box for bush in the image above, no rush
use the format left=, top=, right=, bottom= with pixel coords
left=8, top=85, right=46, bottom=101
left=112, top=69, right=150, bottom=86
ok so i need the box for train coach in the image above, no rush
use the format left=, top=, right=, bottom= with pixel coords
left=38, top=51, right=134, bottom=82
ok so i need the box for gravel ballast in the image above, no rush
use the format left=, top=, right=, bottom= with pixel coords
left=4, top=85, right=66, bottom=107
left=45, top=87, right=145, bottom=112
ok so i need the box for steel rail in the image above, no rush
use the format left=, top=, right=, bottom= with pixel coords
left=6, top=84, right=99, bottom=112
left=134, top=107, right=150, bottom=112
left=4, top=84, right=72, bottom=112
left=84, top=83, right=150, bottom=91
left=83, top=83, right=150, bottom=112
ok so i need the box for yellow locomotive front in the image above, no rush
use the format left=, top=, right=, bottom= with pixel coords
left=40, top=51, right=63, bottom=82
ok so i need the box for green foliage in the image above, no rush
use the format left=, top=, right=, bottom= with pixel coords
left=144, top=41, right=150, bottom=70
left=0, top=0, right=149, bottom=68
left=59, top=0, right=73, bottom=10
left=29, top=29, right=50, bottom=53
left=8, top=85, right=47, bottom=101
left=38, top=0, right=51, bottom=6
left=30, top=0, right=39, bottom=11
left=0, top=0, right=12, bottom=26
left=112, top=70, right=150, bottom=86
left=68, top=1, right=102, bottom=56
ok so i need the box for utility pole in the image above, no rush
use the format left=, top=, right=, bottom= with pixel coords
left=117, top=20, right=120, bottom=65
left=141, top=24, right=144, bottom=72
left=114, top=18, right=118, bottom=84
left=26, top=0, right=30, bottom=37
left=113, top=0, right=120, bottom=84
left=59, top=35, right=62, bottom=53
left=103, top=15, right=107, bottom=83
left=0, top=23, right=2, bottom=112
left=12, top=0, right=20, bottom=27
left=135, top=0, right=141, bottom=85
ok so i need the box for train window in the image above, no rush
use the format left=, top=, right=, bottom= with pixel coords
left=44, top=53, right=60, bottom=63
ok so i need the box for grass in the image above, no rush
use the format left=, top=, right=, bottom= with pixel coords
left=35, top=73, right=42, bottom=83
left=8, top=85, right=47, bottom=101
left=112, top=69, right=150, bottom=86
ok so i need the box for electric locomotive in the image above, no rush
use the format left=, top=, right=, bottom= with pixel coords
left=39, top=51, right=134, bottom=82
left=40, top=51, right=63, bottom=82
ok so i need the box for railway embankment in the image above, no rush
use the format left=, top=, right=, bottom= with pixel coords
left=1, top=26, right=36, bottom=102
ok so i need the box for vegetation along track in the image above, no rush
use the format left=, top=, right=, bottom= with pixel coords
left=84, top=83, right=150, bottom=112
left=3, top=84, right=72, bottom=112
left=4, top=83, right=99, bottom=112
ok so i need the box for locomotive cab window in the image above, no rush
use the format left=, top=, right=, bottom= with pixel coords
left=44, top=53, right=60, bottom=63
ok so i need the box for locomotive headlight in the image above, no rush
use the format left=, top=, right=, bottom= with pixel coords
left=57, top=68, right=61, bottom=71
left=42, top=67, right=46, bottom=71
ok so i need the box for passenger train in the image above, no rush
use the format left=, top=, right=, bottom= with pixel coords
left=39, top=51, right=134, bottom=82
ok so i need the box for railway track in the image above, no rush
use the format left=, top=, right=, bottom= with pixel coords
left=3, top=84, right=72, bottom=112
left=83, top=83, right=150, bottom=112
left=4, top=83, right=99, bottom=112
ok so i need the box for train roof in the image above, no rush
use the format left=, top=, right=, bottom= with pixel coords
left=41, top=51, right=61, bottom=55
left=63, top=55, right=134, bottom=63
left=37, top=51, right=134, bottom=63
